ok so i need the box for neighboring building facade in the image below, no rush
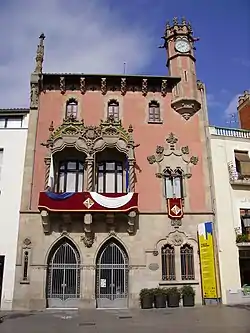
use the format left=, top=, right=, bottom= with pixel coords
left=0, top=109, right=29, bottom=310
left=13, top=18, right=215, bottom=310
left=209, top=93, right=250, bottom=304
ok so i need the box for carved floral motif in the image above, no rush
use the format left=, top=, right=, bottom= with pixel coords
left=121, top=78, right=127, bottom=96
left=101, top=78, right=107, bottom=95
left=60, top=76, right=66, bottom=94
left=80, top=77, right=86, bottom=94
left=161, top=79, right=168, bottom=97
left=142, top=79, right=148, bottom=97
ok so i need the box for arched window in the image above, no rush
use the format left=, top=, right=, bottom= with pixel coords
left=180, top=244, right=195, bottom=280
left=57, top=160, right=84, bottom=193
left=107, top=100, right=119, bottom=120
left=97, top=161, right=123, bottom=193
left=164, top=168, right=183, bottom=199
left=148, top=100, right=161, bottom=123
left=161, top=244, right=175, bottom=280
left=66, top=99, right=78, bottom=118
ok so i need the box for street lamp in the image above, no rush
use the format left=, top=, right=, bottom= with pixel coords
left=242, top=210, right=250, bottom=240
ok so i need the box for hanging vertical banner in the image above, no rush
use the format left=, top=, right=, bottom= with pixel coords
left=198, top=222, right=218, bottom=299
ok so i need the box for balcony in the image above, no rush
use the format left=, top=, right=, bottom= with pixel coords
left=228, top=161, right=250, bottom=186
left=210, top=126, right=250, bottom=139
left=38, top=191, right=139, bottom=243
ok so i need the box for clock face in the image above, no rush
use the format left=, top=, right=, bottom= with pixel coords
left=175, top=39, right=190, bottom=53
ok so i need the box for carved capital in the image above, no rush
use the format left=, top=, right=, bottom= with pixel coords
left=101, top=78, right=107, bottom=95
left=80, top=77, right=86, bottom=94
left=171, top=98, right=201, bottom=120
left=60, top=76, right=66, bottom=94
left=41, top=210, right=50, bottom=234
left=142, top=79, right=148, bottom=97
left=161, top=79, right=168, bottom=97
left=121, top=78, right=127, bottom=96
left=81, top=234, right=95, bottom=248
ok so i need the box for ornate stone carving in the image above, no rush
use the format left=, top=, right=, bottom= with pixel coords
left=41, top=210, right=50, bottom=234
left=81, top=234, right=95, bottom=248
left=161, top=79, right=168, bottom=97
left=80, top=77, right=86, bottom=94
left=147, top=132, right=199, bottom=181
left=171, top=98, right=201, bottom=120
left=169, top=231, right=183, bottom=246
left=86, top=158, right=94, bottom=191
left=127, top=210, right=137, bottom=235
left=44, top=156, right=50, bottom=190
left=171, top=219, right=182, bottom=227
left=101, top=78, right=107, bottom=95
left=34, top=33, right=45, bottom=73
left=30, top=83, right=39, bottom=109
left=142, top=79, right=148, bottom=97
left=59, top=76, right=66, bottom=94
left=121, top=78, right=127, bottom=96
left=23, top=238, right=32, bottom=247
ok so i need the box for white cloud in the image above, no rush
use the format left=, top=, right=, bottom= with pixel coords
left=224, top=94, right=240, bottom=116
left=0, top=0, right=154, bottom=108
left=207, top=94, right=223, bottom=108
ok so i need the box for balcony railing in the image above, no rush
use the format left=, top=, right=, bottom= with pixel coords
left=210, top=126, right=250, bottom=139
left=228, top=161, right=250, bottom=185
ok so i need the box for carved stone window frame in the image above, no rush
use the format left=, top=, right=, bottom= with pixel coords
left=62, top=94, right=82, bottom=121
left=103, top=94, right=123, bottom=122
left=161, top=166, right=186, bottom=199
left=146, top=98, right=163, bottom=124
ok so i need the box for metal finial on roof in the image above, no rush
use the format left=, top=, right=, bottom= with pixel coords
left=34, top=33, right=45, bottom=74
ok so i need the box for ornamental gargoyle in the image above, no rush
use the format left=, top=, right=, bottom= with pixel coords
left=147, top=132, right=198, bottom=178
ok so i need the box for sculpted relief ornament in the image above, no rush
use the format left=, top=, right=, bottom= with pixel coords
left=147, top=132, right=198, bottom=179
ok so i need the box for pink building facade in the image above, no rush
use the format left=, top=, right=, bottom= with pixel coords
left=13, top=18, right=214, bottom=310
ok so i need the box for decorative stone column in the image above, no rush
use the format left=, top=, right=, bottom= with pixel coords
left=44, top=156, right=51, bottom=190
left=82, top=214, right=94, bottom=248
left=128, top=159, right=135, bottom=192
left=86, top=157, right=94, bottom=191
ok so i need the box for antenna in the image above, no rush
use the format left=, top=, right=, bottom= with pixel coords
left=123, top=62, right=127, bottom=75
left=226, top=113, right=239, bottom=128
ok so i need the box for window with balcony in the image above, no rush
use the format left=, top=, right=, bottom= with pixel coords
left=0, top=116, right=23, bottom=128
left=65, top=99, right=78, bottom=118
left=164, top=168, right=183, bottom=199
left=161, top=244, right=175, bottom=280
left=148, top=100, right=161, bottom=123
left=96, top=149, right=127, bottom=194
left=180, top=244, right=195, bottom=280
left=57, top=160, right=84, bottom=193
left=107, top=100, right=119, bottom=121
left=97, top=161, right=124, bottom=193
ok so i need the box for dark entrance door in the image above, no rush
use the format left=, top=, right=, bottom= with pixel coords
left=96, top=240, right=129, bottom=308
left=46, top=239, right=81, bottom=308
left=0, top=256, right=5, bottom=306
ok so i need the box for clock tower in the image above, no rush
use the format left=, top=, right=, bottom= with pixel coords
left=162, top=17, right=201, bottom=120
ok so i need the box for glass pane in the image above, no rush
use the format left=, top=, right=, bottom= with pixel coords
left=98, top=164, right=104, bottom=171
left=77, top=173, right=83, bottom=192
left=106, top=162, right=115, bottom=171
left=117, top=172, right=123, bottom=193
left=173, top=177, right=181, bottom=198
left=6, top=117, right=22, bottom=128
left=165, top=177, right=173, bottom=198
left=66, top=172, right=76, bottom=192
left=60, top=164, right=65, bottom=170
left=79, top=162, right=84, bottom=170
left=59, top=173, right=65, bottom=192
left=67, top=162, right=77, bottom=170
left=0, top=118, right=5, bottom=128
left=106, top=172, right=115, bottom=193
left=117, top=164, right=123, bottom=171
left=98, top=172, right=104, bottom=193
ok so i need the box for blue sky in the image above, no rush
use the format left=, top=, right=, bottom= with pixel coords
left=0, top=0, right=249, bottom=127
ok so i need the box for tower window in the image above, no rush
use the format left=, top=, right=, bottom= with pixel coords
left=107, top=100, right=119, bottom=121
left=148, top=101, right=161, bottom=123
left=66, top=99, right=78, bottom=118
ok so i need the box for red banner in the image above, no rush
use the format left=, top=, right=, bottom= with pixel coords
left=167, top=198, right=183, bottom=219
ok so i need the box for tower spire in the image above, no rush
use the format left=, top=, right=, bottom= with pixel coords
left=34, top=33, right=45, bottom=74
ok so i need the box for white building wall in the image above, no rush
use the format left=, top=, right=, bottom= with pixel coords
left=0, top=114, right=28, bottom=310
left=209, top=126, right=250, bottom=304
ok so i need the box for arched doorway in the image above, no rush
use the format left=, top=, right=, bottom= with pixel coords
left=95, top=239, right=129, bottom=308
left=46, top=238, right=81, bottom=308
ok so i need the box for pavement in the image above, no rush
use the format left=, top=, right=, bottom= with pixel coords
left=0, top=305, right=250, bottom=332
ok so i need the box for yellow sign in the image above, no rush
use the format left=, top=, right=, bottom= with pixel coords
left=198, top=222, right=218, bottom=299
